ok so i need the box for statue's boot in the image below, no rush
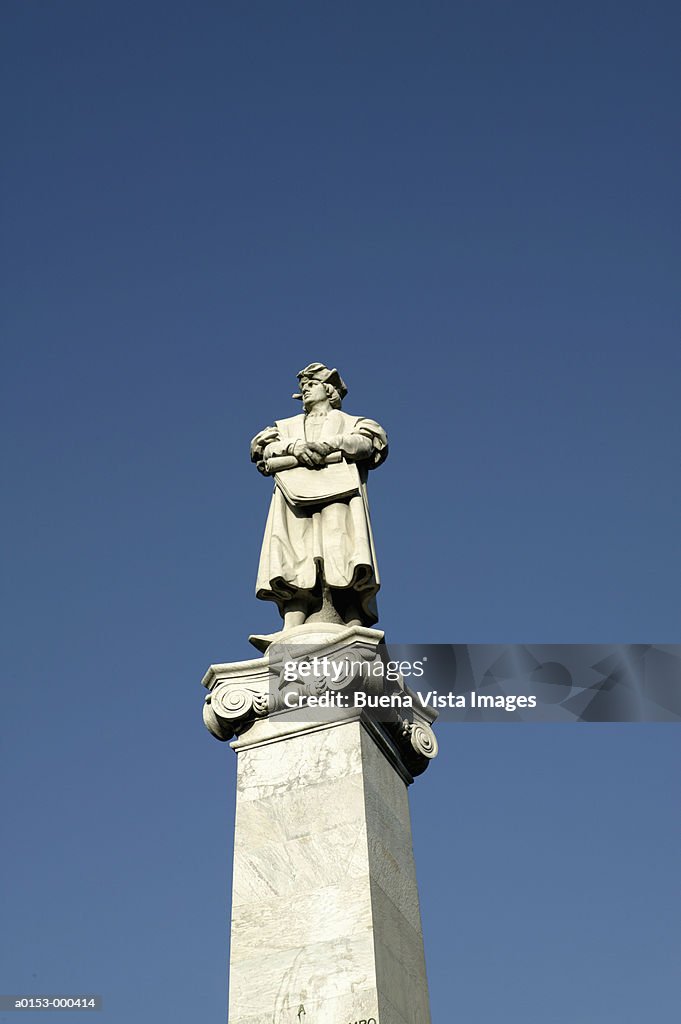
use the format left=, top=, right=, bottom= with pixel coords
left=248, top=631, right=282, bottom=653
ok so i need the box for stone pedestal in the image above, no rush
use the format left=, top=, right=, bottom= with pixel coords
left=202, top=624, right=437, bottom=1024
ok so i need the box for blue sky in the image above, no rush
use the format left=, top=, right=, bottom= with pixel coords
left=2, top=2, right=679, bottom=1021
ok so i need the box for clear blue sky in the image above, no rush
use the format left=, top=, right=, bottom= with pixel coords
left=2, top=2, right=679, bottom=1021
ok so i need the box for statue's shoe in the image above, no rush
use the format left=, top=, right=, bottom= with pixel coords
left=249, top=621, right=381, bottom=655
left=248, top=631, right=282, bottom=653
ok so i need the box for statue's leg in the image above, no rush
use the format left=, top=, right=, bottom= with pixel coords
left=283, top=598, right=309, bottom=630
left=330, top=587, right=363, bottom=626
left=341, top=604, right=362, bottom=626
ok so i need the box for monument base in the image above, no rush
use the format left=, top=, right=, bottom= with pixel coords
left=202, top=624, right=436, bottom=1024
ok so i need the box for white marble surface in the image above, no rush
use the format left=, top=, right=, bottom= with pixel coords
left=227, top=718, right=431, bottom=1024
left=249, top=363, right=389, bottom=632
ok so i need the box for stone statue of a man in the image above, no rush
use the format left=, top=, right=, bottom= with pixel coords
left=250, top=363, right=388, bottom=641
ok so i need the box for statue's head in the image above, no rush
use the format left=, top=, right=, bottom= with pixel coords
left=293, top=363, right=347, bottom=409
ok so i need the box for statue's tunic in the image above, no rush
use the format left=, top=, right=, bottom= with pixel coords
left=250, top=409, right=388, bottom=625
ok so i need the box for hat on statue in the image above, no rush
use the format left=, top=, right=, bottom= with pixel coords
left=292, top=363, right=348, bottom=406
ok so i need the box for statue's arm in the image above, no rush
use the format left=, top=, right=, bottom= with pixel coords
left=250, top=426, right=296, bottom=475
left=251, top=425, right=333, bottom=472
left=319, top=417, right=388, bottom=468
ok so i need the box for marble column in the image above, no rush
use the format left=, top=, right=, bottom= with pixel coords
left=202, top=624, right=438, bottom=1024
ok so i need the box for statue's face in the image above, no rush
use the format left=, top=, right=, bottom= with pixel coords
left=300, top=377, right=327, bottom=404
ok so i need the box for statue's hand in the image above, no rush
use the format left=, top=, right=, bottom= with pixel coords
left=307, top=441, right=334, bottom=458
left=292, top=441, right=326, bottom=468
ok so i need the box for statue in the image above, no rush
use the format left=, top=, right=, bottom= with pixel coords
left=249, top=363, right=388, bottom=646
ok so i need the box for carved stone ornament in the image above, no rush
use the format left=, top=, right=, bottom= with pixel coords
left=201, top=623, right=438, bottom=783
